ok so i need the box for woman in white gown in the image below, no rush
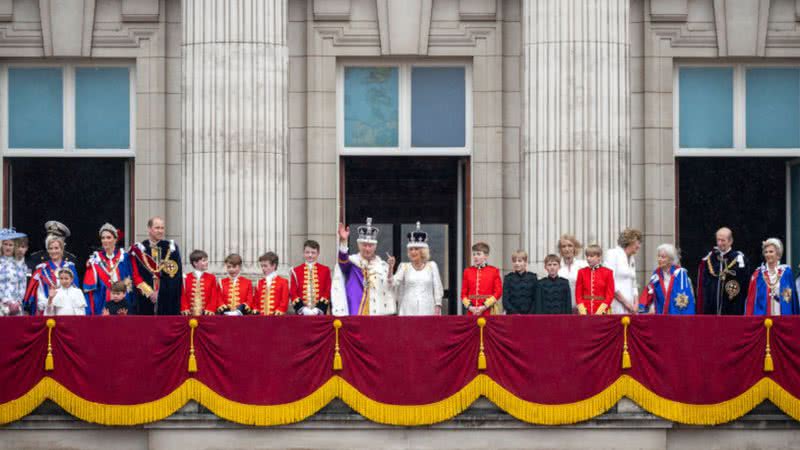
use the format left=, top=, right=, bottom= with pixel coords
left=388, top=222, right=444, bottom=316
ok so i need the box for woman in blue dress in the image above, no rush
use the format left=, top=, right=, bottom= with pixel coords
left=745, top=238, right=799, bottom=316
left=24, top=235, right=79, bottom=315
left=639, top=244, right=695, bottom=315
left=83, top=223, right=135, bottom=315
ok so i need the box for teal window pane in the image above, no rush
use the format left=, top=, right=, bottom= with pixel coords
left=75, top=67, right=130, bottom=149
left=9, top=68, right=63, bottom=148
left=746, top=68, right=800, bottom=148
left=411, top=67, right=465, bottom=147
left=679, top=67, right=733, bottom=148
left=792, top=164, right=800, bottom=269
left=344, top=67, right=398, bottom=147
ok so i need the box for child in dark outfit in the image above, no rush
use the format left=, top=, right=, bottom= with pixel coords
left=103, top=281, right=130, bottom=315
left=502, top=250, right=538, bottom=314
left=535, top=254, right=572, bottom=314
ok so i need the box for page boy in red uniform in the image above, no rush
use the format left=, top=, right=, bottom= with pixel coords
left=461, top=242, right=502, bottom=316
left=575, top=244, right=615, bottom=315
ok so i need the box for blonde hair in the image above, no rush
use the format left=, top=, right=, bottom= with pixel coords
left=617, top=228, right=643, bottom=249
left=584, top=244, right=603, bottom=257
left=511, top=249, right=528, bottom=261
left=46, top=235, right=65, bottom=250
left=558, top=234, right=582, bottom=253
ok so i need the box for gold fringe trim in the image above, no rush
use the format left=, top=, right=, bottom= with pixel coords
left=338, top=377, right=482, bottom=426
left=3, top=375, right=800, bottom=427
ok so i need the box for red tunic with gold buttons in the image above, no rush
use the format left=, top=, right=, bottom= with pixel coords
left=460, top=264, right=503, bottom=316
left=217, top=276, right=255, bottom=315
left=252, top=274, right=289, bottom=315
left=289, top=262, right=331, bottom=314
left=575, top=265, right=615, bottom=315
left=180, top=272, right=220, bottom=316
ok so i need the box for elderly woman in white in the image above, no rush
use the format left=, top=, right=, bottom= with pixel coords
left=604, top=228, right=643, bottom=314
left=388, top=223, right=444, bottom=316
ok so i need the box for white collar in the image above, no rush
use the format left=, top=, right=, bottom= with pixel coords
left=264, top=272, right=277, bottom=281
left=194, top=270, right=205, bottom=278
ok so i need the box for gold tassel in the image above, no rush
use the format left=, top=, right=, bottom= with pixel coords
left=188, top=319, right=198, bottom=373
left=764, top=318, right=774, bottom=373
left=477, top=317, right=487, bottom=370
left=333, top=319, right=343, bottom=371
left=621, top=316, right=631, bottom=370
left=45, top=319, right=55, bottom=371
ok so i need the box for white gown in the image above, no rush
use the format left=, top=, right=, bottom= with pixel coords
left=558, top=258, right=588, bottom=308
left=604, top=246, right=638, bottom=315
left=392, top=261, right=444, bottom=316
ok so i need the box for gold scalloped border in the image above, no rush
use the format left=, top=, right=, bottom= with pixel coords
left=2, top=375, right=799, bottom=427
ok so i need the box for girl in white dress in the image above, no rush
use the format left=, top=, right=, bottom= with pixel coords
left=388, top=223, right=444, bottom=316
left=42, top=269, right=86, bottom=316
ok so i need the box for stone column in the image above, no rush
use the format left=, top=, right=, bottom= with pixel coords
left=182, top=0, right=288, bottom=274
left=522, top=0, right=630, bottom=266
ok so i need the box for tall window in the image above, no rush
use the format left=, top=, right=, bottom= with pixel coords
left=339, top=62, right=470, bottom=155
left=676, top=64, right=800, bottom=156
left=4, top=63, right=134, bottom=155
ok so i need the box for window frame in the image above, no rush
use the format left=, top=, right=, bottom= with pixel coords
left=1, top=61, right=136, bottom=158
left=674, top=61, right=800, bottom=157
left=337, top=60, right=472, bottom=156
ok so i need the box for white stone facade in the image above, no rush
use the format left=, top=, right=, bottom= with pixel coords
left=0, top=0, right=798, bottom=282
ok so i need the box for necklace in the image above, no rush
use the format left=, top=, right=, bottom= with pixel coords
left=763, top=265, right=782, bottom=299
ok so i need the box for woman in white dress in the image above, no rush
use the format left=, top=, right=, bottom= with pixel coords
left=388, top=222, right=444, bottom=316
left=604, top=228, right=642, bottom=315
left=557, top=234, right=588, bottom=310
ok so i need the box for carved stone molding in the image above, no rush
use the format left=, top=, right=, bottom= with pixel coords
left=428, top=23, right=495, bottom=48
left=649, top=22, right=718, bottom=48
left=121, top=0, right=159, bottom=22
left=713, top=0, right=770, bottom=56
left=650, top=0, right=689, bottom=22
left=458, top=0, right=496, bottom=21
left=93, top=23, right=160, bottom=49
left=0, top=24, right=43, bottom=48
left=376, top=0, right=432, bottom=55
left=39, top=0, right=96, bottom=56
left=0, top=0, right=12, bottom=22
left=313, top=0, right=351, bottom=21
left=314, top=24, right=381, bottom=48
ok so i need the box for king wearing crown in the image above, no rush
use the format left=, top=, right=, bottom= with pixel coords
left=331, top=218, right=396, bottom=316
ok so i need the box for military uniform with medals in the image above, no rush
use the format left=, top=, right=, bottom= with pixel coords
left=130, top=239, right=183, bottom=315
left=698, top=249, right=749, bottom=315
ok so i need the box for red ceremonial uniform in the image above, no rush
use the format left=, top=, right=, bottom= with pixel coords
left=252, top=274, right=289, bottom=315
left=180, top=272, right=220, bottom=316
left=217, top=276, right=255, bottom=315
left=460, top=264, right=502, bottom=316
left=289, top=262, right=331, bottom=314
left=575, top=265, right=615, bottom=315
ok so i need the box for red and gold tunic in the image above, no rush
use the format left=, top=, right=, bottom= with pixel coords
left=575, top=265, right=615, bottom=315
left=252, top=274, right=289, bottom=315
left=180, top=272, right=219, bottom=316
left=217, top=276, right=254, bottom=315
left=460, top=264, right=502, bottom=316
left=289, top=262, right=331, bottom=314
